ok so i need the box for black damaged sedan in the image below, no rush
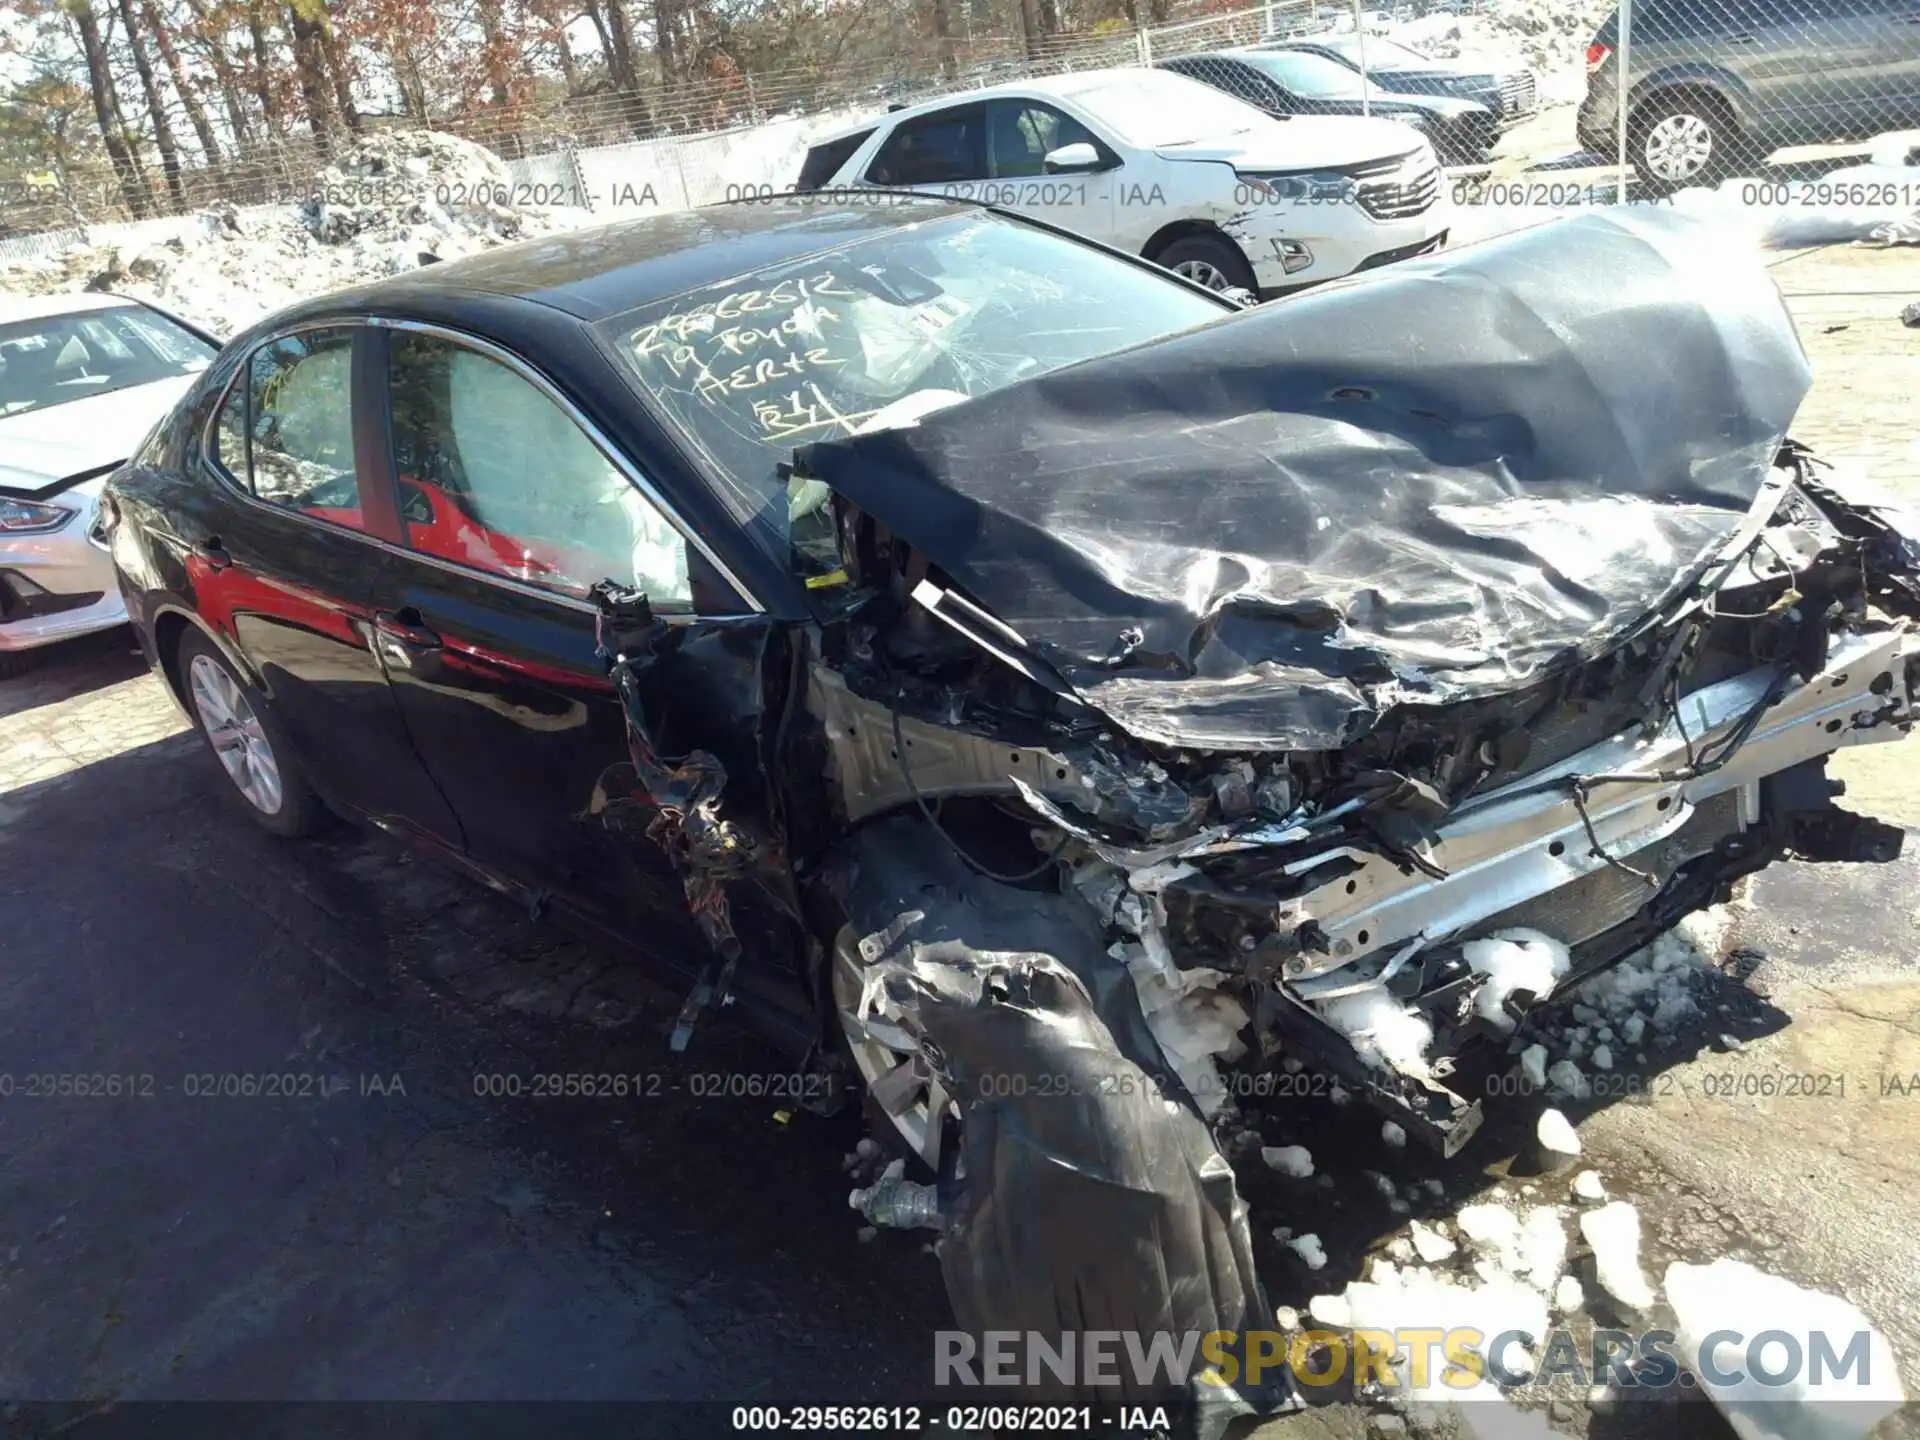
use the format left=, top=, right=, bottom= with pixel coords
left=104, top=194, right=1920, bottom=1419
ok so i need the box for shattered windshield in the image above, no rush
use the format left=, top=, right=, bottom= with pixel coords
left=601, top=210, right=1230, bottom=580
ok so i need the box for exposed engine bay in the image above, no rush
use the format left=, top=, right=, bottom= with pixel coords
left=804, top=445, right=1919, bottom=1150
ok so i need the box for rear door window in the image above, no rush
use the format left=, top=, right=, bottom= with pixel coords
left=212, top=326, right=372, bottom=531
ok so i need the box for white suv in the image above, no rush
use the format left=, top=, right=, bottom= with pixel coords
left=795, top=67, right=1451, bottom=295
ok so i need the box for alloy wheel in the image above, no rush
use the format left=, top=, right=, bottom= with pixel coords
left=1172, top=258, right=1233, bottom=291
left=831, top=929, right=960, bottom=1174
left=188, top=653, right=284, bottom=816
left=1644, top=113, right=1713, bottom=183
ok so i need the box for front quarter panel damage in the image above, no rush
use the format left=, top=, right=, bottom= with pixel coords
left=830, top=818, right=1292, bottom=1427
left=591, top=582, right=803, bottom=1048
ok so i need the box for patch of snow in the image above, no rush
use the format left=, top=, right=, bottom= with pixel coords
left=1113, top=914, right=1248, bottom=1118
left=1572, top=1170, right=1608, bottom=1202
left=1536, top=1107, right=1581, bottom=1160
left=1519, top=1043, right=1550, bottom=1090
left=1554, top=1274, right=1585, bottom=1314
left=1464, top=929, right=1572, bottom=1032
left=1330, top=1262, right=1552, bottom=1402
left=1581, top=1201, right=1655, bottom=1312
left=1517, top=1208, right=1569, bottom=1294
left=1309, top=1291, right=1351, bottom=1327
left=1290, top=1233, right=1329, bottom=1270
left=1261, top=1144, right=1315, bottom=1178
left=1317, top=989, right=1434, bottom=1079
left=1665, top=1258, right=1906, bottom=1439
left=1410, top=1219, right=1457, bottom=1264
left=1455, top=1200, right=1568, bottom=1295
left=1547, top=1057, right=1590, bottom=1100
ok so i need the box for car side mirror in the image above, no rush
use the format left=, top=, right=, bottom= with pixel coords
left=1042, top=142, right=1105, bottom=175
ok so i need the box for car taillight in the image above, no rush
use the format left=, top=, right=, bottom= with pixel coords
left=1586, top=42, right=1612, bottom=72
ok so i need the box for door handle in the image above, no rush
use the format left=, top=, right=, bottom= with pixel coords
left=194, top=535, right=233, bottom=571
left=374, top=606, right=442, bottom=650
left=372, top=607, right=442, bottom=672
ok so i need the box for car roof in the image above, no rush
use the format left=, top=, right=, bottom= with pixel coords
left=0, top=291, right=151, bottom=325
left=811, top=66, right=1194, bottom=142
left=265, top=194, right=983, bottom=328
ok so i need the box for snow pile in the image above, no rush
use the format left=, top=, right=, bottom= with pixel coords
left=1574, top=907, right=1724, bottom=1028
left=1665, top=1258, right=1906, bottom=1440
left=0, top=131, right=591, bottom=338
left=1658, top=131, right=1920, bottom=248
left=1297, top=1193, right=1571, bottom=1416
left=1496, top=905, right=1732, bottom=1099
left=1386, top=0, right=1610, bottom=105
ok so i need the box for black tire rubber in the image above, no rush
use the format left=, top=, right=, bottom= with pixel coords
left=1151, top=232, right=1259, bottom=295
left=0, top=649, right=41, bottom=680
left=1629, top=91, right=1741, bottom=193
left=175, top=627, right=327, bottom=838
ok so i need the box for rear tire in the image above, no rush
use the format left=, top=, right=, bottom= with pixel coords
left=1630, top=91, right=1741, bottom=192
left=176, top=627, right=325, bottom=838
left=1152, top=232, right=1258, bottom=295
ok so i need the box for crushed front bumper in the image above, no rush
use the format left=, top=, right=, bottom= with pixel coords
left=1279, top=626, right=1912, bottom=982
left=1201, top=625, right=1916, bottom=1153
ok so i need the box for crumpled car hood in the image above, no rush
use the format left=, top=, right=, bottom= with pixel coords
left=798, top=209, right=1811, bottom=752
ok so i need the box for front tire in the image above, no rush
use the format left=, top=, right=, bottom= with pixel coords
left=1152, top=232, right=1258, bottom=294
left=0, top=649, right=40, bottom=680
left=176, top=627, right=325, bottom=838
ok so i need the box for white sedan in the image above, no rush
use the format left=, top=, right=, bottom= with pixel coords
left=1, top=292, right=218, bottom=676
left=796, top=67, right=1450, bottom=295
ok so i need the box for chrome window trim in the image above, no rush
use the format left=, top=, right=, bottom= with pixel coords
left=369, top=316, right=764, bottom=615
left=199, top=317, right=354, bottom=507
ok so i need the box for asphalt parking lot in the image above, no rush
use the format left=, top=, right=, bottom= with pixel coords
left=4, top=244, right=1919, bottom=1440
left=0, top=632, right=951, bottom=1428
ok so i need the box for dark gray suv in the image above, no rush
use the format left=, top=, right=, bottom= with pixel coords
left=1579, top=0, right=1920, bottom=189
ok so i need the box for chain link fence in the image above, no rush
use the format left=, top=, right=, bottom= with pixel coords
left=7, top=0, right=1920, bottom=253
left=1591, top=0, right=1920, bottom=196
